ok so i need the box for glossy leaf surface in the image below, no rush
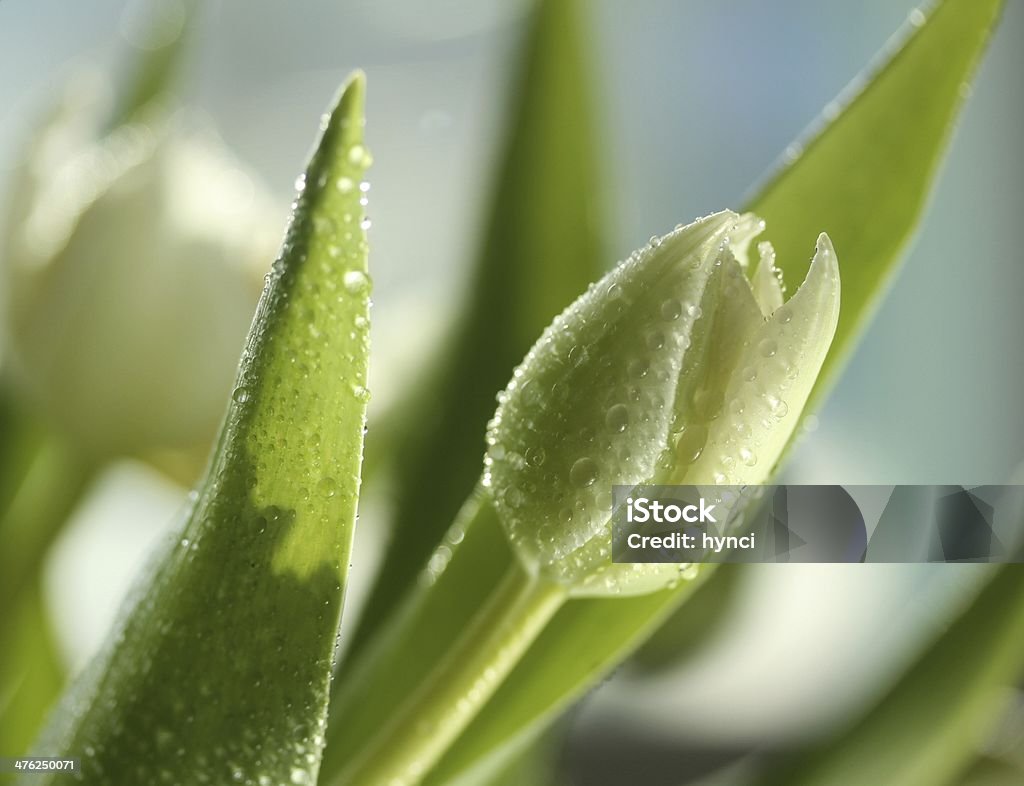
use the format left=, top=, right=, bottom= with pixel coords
left=24, top=74, right=372, bottom=786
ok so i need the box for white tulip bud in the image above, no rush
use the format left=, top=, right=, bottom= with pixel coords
left=484, top=211, right=840, bottom=597
left=1, top=78, right=280, bottom=464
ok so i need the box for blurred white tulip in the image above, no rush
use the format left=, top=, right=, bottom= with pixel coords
left=1, top=75, right=281, bottom=474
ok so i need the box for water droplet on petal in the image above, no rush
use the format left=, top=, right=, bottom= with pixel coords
left=628, top=358, right=649, bottom=379
left=605, top=404, right=629, bottom=433
left=570, top=457, right=599, bottom=488
left=525, top=446, right=546, bottom=466
left=503, top=487, right=524, bottom=507
left=675, top=424, right=708, bottom=464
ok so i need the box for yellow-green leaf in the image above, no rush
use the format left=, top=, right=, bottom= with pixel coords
left=748, top=0, right=1005, bottom=399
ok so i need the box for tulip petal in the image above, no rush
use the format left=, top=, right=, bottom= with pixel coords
left=752, top=240, right=785, bottom=316
left=679, top=233, right=840, bottom=486
left=485, top=211, right=734, bottom=586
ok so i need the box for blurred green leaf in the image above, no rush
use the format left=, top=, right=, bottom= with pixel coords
left=0, top=425, right=91, bottom=762
left=0, top=433, right=94, bottom=632
left=475, top=724, right=567, bottom=786
left=748, top=0, right=1005, bottom=399
left=630, top=563, right=746, bottom=673
left=758, top=563, right=1024, bottom=786
left=957, top=756, right=1024, bottom=786
left=346, top=0, right=606, bottom=657
left=0, top=381, right=44, bottom=523
left=24, top=73, right=372, bottom=785
left=326, top=0, right=1005, bottom=782
left=106, top=0, right=198, bottom=130
left=0, top=586, right=64, bottom=759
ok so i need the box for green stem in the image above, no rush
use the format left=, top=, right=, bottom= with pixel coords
left=334, top=562, right=567, bottom=786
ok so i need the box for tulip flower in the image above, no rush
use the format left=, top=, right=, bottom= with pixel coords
left=1, top=77, right=280, bottom=469
left=484, top=209, right=840, bottom=596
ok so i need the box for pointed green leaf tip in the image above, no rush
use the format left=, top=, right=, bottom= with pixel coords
left=24, top=73, right=371, bottom=786
left=747, top=0, right=1005, bottom=399
left=484, top=211, right=839, bottom=596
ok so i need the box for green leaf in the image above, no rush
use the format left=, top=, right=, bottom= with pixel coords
left=325, top=0, right=1005, bottom=781
left=0, top=586, right=64, bottom=759
left=757, top=562, right=1024, bottom=786
left=476, top=725, right=567, bottom=786
left=345, top=0, right=607, bottom=657
left=0, top=420, right=92, bottom=760
left=0, top=381, right=44, bottom=523
left=106, top=0, right=198, bottom=130
left=747, top=0, right=1005, bottom=399
left=629, top=563, right=745, bottom=673
left=958, top=756, right=1024, bottom=786
left=0, top=435, right=94, bottom=630
left=23, top=73, right=372, bottom=786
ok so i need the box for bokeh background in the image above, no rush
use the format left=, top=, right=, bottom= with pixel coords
left=1, top=0, right=1022, bottom=783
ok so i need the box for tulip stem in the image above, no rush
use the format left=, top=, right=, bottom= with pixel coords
left=333, top=561, right=566, bottom=786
